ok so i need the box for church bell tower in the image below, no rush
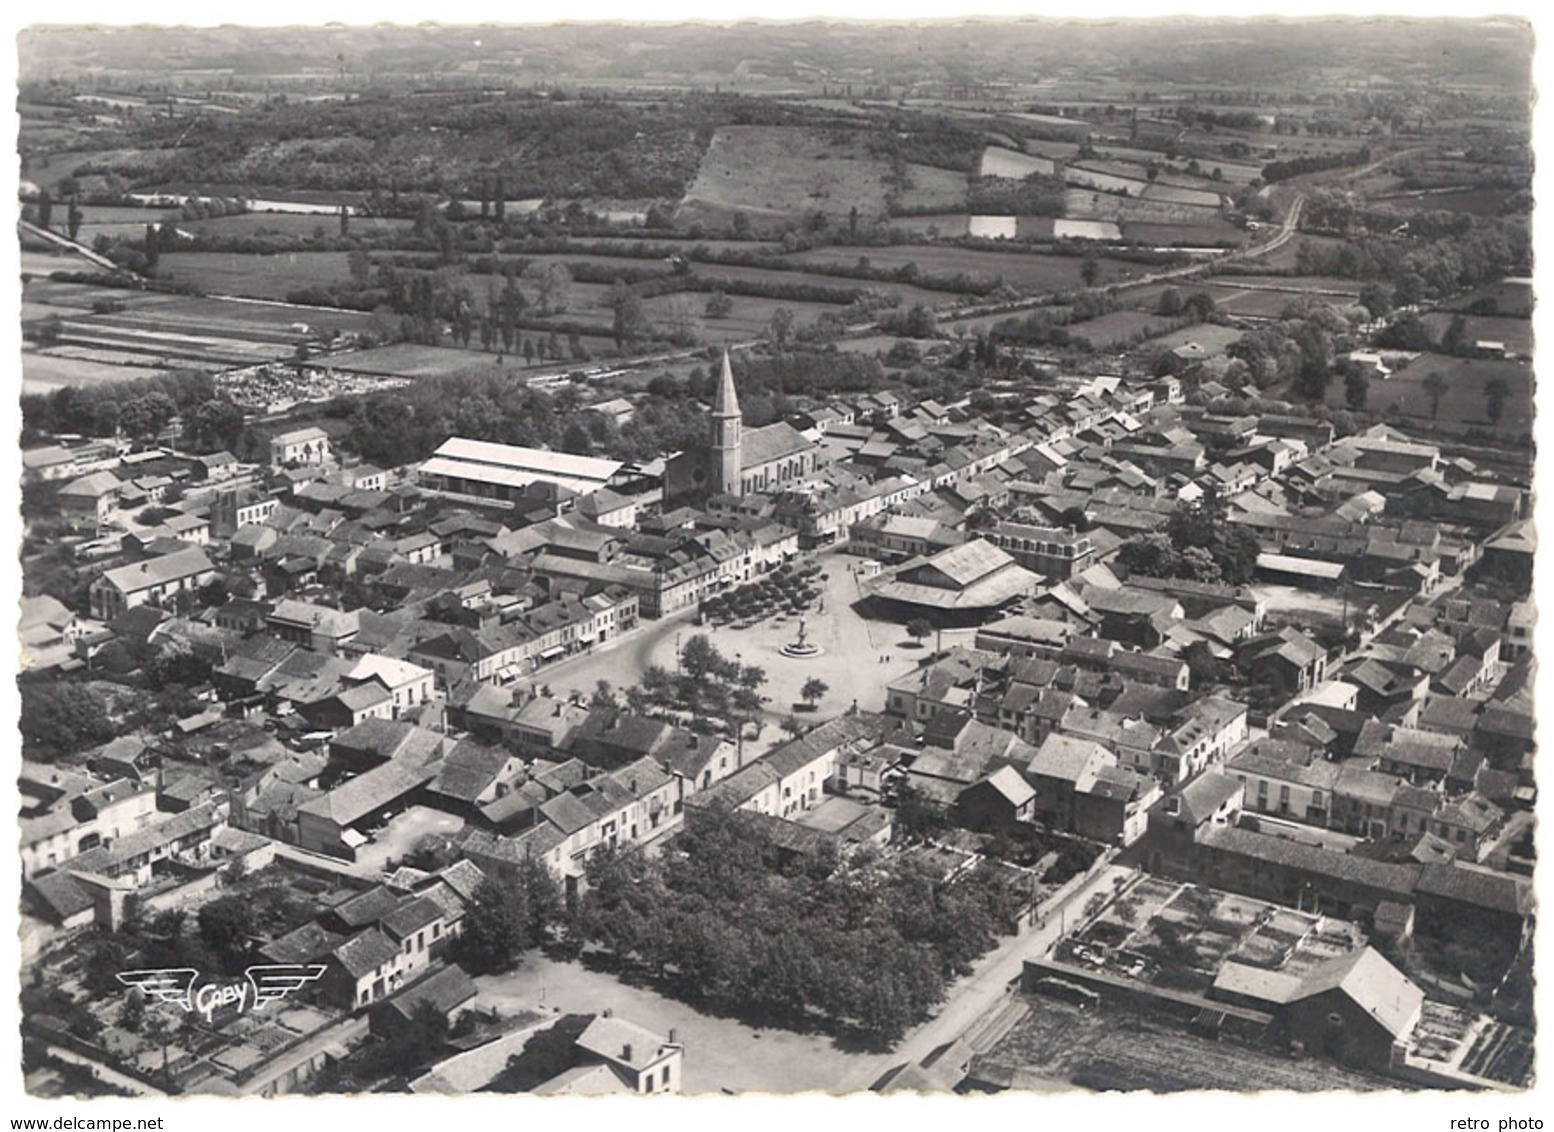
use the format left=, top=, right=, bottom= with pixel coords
left=711, top=349, right=742, bottom=496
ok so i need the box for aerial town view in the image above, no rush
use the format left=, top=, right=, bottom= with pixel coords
left=10, top=15, right=1539, bottom=1103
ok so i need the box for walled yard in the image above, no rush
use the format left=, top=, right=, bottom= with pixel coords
left=972, top=996, right=1392, bottom=1092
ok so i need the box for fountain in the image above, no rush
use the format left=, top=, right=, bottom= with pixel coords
left=779, top=615, right=822, bottom=659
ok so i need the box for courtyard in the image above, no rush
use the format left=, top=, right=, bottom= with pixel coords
left=352, top=805, right=466, bottom=874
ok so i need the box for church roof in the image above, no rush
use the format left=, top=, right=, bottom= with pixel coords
left=741, top=422, right=814, bottom=470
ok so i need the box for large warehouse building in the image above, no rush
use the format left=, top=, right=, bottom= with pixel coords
left=418, top=438, right=627, bottom=502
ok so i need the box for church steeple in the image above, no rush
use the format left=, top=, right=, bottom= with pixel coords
left=710, top=349, right=743, bottom=496
left=714, top=348, right=740, bottom=418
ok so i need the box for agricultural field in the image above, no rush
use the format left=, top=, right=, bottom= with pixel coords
left=22, top=283, right=386, bottom=384
left=789, top=244, right=1137, bottom=292
left=21, top=348, right=179, bottom=395
left=1212, top=273, right=1363, bottom=296
left=66, top=204, right=171, bottom=243
left=1125, top=220, right=1246, bottom=247
left=693, top=260, right=957, bottom=310
left=979, top=146, right=1057, bottom=178
left=22, top=279, right=165, bottom=312
left=1444, top=278, right=1533, bottom=318
left=1420, top=313, right=1533, bottom=358
left=1064, top=309, right=1175, bottom=350
left=321, top=343, right=517, bottom=380
left=1147, top=322, right=1245, bottom=356
left=19, top=247, right=103, bottom=277
left=1342, top=352, right=1534, bottom=438
left=675, top=125, right=970, bottom=230
left=180, top=212, right=416, bottom=239
left=154, top=250, right=355, bottom=300
left=1375, top=188, right=1522, bottom=217
left=639, top=293, right=844, bottom=346
left=881, top=213, right=973, bottom=239
left=1023, top=138, right=1083, bottom=161
left=1198, top=284, right=1343, bottom=320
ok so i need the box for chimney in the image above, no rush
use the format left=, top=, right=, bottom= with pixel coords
left=602, top=1008, right=613, bottom=1018
left=668, top=1027, right=679, bottom=1044
left=622, top=1043, right=633, bottom=1062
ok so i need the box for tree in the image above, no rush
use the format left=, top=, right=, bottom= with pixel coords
left=37, top=189, right=52, bottom=231
left=608, top=279, right=651, bottom=352
left=1358, top=281, right=1394, bottom=320
left=1343, top=368, right=1369, bottom=410
left=1080, top=253, right=1101, bottom=288
left=1441, top=314, right=1469, bottom=357
left=66, top=197, right=83, bottom=241
left=1421, top=372, right=1448, bottom=419
left=906, top=619, right=934, bottom=645
left=766, top=307, right=796, bottom=349
left=704, top=290, right=733, bottom=319
left=456, top=878, right=533, bottom=974
left=679, top=634, right=726, bottom=681
left=117, top=989, right=146, bottom=1033
left=1184, top=291, right=1217, bottom=323
left=530, top=262, right=572, bottom=315
left=198, top=895, right=256, bottom=963
left=1156, top=287, right=1184, bottom=317
left=591, top=680, right=619, bottom=710
left=560, top=421, right=592, bottom=455
left=800, top=677, right=829, bottom=709
left=405, top=833, right=459, bottom=872
left=18, top=682, right=116, bottom=762
left=1057, top=505, right=1091, bottom=532
left=1484, top=377, right=1511, bottom=424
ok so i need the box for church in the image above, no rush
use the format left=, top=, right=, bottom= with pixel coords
left=663, top=351, right=824, bottom=503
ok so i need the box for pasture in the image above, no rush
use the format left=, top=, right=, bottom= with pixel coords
left=323, top=343, right=514, bottom=379
left=676, top=125, right=969, bottom=227
left=639, top=293, right=845, bottom=346
left=155, top=250, right=355, bottom=300
left=22, top=348, right=179, bottom=395
left=1420, top=313, right=1533, bottom=358
left=1147, top=322, right=1245, bottom=356
left=789, top=244, right=1136, bottom=292
left=1445, top=279, right=1533, bottom=318
left=1341, top=352, right=1534, bottom=437
left=181, top=212, right=416, bottom=239
left=1125, top=220, right=1246, bottom=247
left=885, top=213, right=973, bottom=239
left=980, top=146, right=1057, bottom=178
left=1065, top=309, right=1174, bottom=349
